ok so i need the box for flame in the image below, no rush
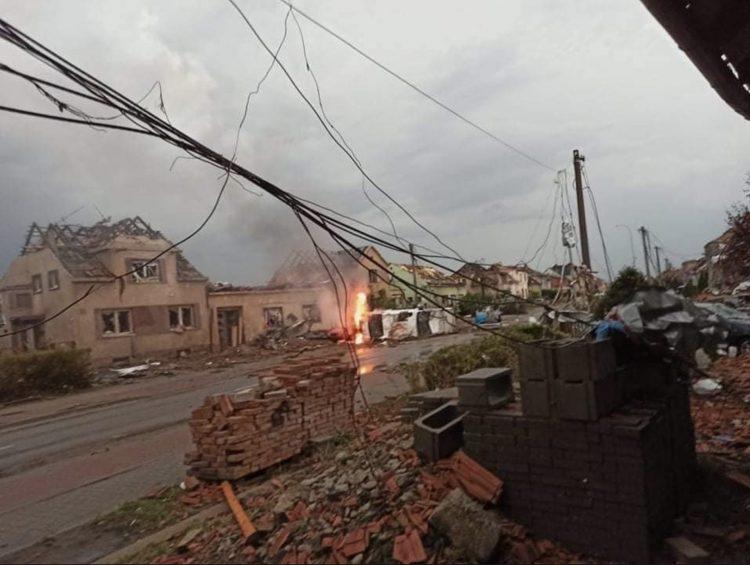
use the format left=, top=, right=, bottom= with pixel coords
left=353, top=291, right=367, bottom=345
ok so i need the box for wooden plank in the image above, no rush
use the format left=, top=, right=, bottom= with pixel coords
left=221, top=481, right=256, bottom=541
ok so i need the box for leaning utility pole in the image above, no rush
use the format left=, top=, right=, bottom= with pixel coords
left=409, top=243, right=419, bottom=305
left=654, top=246, right=663, bottom=278
left=639, top=226, right=651, bottom=278
left=573, top=150, right=591, bottom=269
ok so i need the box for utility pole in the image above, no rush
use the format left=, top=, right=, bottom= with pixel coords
left=573, top=150, right=591, bottom=269
left=654, top=246, right=663, bottom=278
left=409, top=243, right=419, bottom=306
left=639, top=226, right=651, bottom=278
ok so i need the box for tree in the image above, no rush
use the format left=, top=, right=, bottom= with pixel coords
left=720, top=174, right=750, bottom=284
left=593, top=266, right=648, bottom=318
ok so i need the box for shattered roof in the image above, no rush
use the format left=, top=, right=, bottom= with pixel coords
left=21, top=216, right=207, bottom=282
left=392, top=264, right=464, bottom=286
left=268, top=247, right=379, bottom=288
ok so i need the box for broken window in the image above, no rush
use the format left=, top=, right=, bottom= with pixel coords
left=369, top=269, right=379, bottom=283
left=101, top=309, right=132, bottom=335
left=15, top=293, right=31, bottom=308
left=169, top=305, right=195, bottom=329
left=32, top=274, right=42, bottom=294
left=263, top=307, right=283, bottom=327
left=130, top=260, right=160, bottom=282
left=302, top=304, right=321, bottom=323
left=48, top=270, right=60, bottom=290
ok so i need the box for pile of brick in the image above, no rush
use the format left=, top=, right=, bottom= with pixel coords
left=185, top=353, right=356, bottom=480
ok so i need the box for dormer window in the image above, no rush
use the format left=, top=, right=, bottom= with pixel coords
left=130, top=260, right=160, bottom=282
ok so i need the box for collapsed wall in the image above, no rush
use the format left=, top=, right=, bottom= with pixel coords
left=184, top=353, right=356, bottom=480
left=461, top=341, right=696, bottom=563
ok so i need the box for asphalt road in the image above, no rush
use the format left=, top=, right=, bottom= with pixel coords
left=0, top=332, right=476, bottom=560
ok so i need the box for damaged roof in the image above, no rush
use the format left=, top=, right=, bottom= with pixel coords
left=268, top=247, right=380, bottom=288
left=392, top=263, right=464, bottom=286
left=21, top=216, right=207, bottom=282
left=641, top=0, right=750, bottom=121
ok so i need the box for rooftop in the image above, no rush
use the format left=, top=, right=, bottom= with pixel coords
left=21, top=216, right=207, bottom=282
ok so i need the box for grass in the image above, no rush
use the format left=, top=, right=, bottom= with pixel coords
left=101, top=486, right=183, bottom=537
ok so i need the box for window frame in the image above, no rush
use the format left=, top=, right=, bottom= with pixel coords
left=263, top=307, right=284, bottom=328
left=129, top=259, right=161, bottom=283
left=101, top=309, right=133, bottom=336
left=368, top=269, right=379, bottom=284
left=32, top=274, right=43, bottom=294
left=169, top=305, right=196, bottom=330
left=15, top=293, right=32, bottom=308
left=48, top=269, right=60, bottom=291
left=302, top=304, right=321, bottom=323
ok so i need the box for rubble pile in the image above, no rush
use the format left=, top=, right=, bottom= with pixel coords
left=185, top=354, right=355, bottom=480
left=159, top=406, right=582, bottom=565
left=692, top=355, right=750, bottom=461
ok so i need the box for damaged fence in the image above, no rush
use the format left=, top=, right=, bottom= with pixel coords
left=185, top=353, right=355, bottom=480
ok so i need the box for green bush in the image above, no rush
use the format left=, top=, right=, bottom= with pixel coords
left=0, top=349, right=92, bottom=402
left=593, top=266, right=647, bottom=318
left=540, top=289, right=558, bottom=300
left=403, top=324, right=558, bottom=391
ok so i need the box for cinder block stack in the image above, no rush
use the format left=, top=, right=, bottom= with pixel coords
left=185, top=354, right=356, bottom=480
left=462, top=343, right=696, bottom=563
left=519, top=339, right=619, bottom=420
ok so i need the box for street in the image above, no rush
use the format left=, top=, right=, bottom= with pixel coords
left=0, top=332, right=475, bottom=560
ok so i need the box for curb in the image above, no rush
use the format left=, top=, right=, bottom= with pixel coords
left=94, top=502, right=228, bottom=564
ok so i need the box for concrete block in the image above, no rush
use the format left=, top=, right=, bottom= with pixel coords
left=518, top=342, right=555, bottom=381
left=520, top=380, right=551, bottom=418
left=413, top=400, right=465, bottom=462
left=429, top=488, right=504, bottom=563
left=457, top=368, right=514, bottom=409
left=554, top=380, right=590, bottom=421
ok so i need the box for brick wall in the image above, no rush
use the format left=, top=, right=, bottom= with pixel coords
left=185, top=353, right=356, bottom=480
left=463, top=379, right=695, bottom=562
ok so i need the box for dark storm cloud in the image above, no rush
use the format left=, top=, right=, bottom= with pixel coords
left=1, top=0, right=749, bottom=286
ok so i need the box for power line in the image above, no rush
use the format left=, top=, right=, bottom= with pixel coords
left=275, top=0, right=556, bottom=171
left=0, top=16, right=597, bottom=342
left=581, top=165, right=613, bottom=282
left=226, top=0, right=465, bottom=262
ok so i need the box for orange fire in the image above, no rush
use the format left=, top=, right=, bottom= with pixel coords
left=353, top=291, right=367, bottom=345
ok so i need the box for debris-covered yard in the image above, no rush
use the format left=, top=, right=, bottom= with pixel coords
left=99, top=345, right=750, bottom=565
left=119, top=398, right=584, bottom=565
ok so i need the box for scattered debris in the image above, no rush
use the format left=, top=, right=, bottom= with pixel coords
left=439, top=451, right=502, bottom=505
left=665, top=536, right=711, bottom=565
left=392, top=528, right=427, bottom=564
left=111, top=364, right=151, bottom=377
left=693, top=378, right=723, bottom=396
left=725, top=470, right=750, bottom=490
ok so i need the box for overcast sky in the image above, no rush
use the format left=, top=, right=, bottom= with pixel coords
left=1, top=0, right=749, bottom=285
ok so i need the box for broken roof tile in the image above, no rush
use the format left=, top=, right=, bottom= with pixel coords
left=393, top=529, right=428, bottom=564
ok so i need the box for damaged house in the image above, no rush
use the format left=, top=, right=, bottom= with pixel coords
left=389, top=264, right=466, bottom=307
left=456, top=262, right=530, bottom=300
left=207, top=246, right=391, bottom=348
left=0, top=217, right=210, bottom=364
